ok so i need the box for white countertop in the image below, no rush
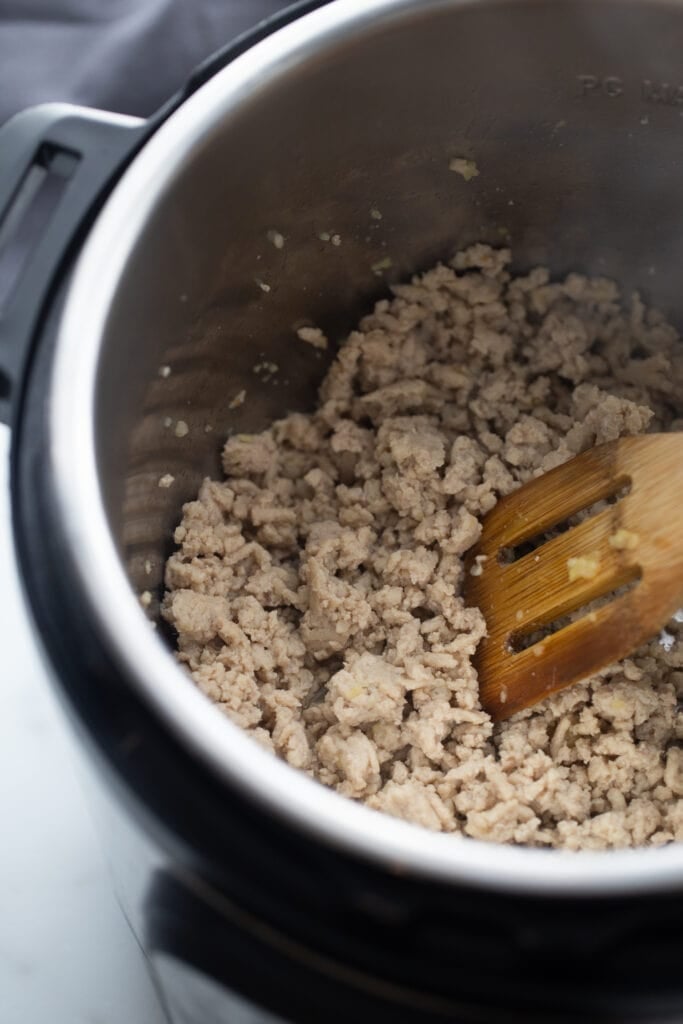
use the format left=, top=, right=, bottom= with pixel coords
left=0, top=425, right=167, bottom=1024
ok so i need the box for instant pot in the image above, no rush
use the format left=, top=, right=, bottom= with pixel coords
left=2, top=0, right=683, bottom=1019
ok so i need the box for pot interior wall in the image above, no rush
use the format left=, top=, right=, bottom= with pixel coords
left=92, top=0, right=683, bottom=609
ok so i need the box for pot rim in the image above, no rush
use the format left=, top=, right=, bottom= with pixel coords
left=48, top=0, right=683, bottom=895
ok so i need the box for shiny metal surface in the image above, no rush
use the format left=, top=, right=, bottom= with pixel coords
left=49, top=0, right=683, bottom=892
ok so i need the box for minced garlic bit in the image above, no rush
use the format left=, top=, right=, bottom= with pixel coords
left=140, top=590, right=153, bottom=608
left=331, top=234, right=342, bottom=247
left=144, top=560, right=152, bottom=576
left=660, top=629, right=676, bottom=652
left=158, top=473, right=175, bottom=488
left=158, top=364, right=171, bottom=378
left=318, top=231, right=331, bottom=242
left=608, top=529, right=640, bottom=551
left=370, top=207, right=383, bottom=220
left=229, top=389, right=247, bottom=409
left=267, top=229, right=285, bottom=249
left=499, top=687, right=508, bottom=704
left=449, top=157, right=480, bottom=181
left=174, top=420, right=189, bottom=438
left=371, top=256, right=393, bottom=276
left=469, top=554, right=488, bottom=577
left=567, top=554, right=600, bottom=582
left=254, top=361, right=278, bottom=376
left=297, top=326, right=329, bottom=350
left=256, top=278, right=271, bottom=293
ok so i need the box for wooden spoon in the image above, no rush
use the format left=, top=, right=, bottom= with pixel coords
left=464, top=434, right=683, bottom=721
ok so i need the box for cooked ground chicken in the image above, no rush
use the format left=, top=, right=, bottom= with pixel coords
left=163, top=244, right=683, bottom=850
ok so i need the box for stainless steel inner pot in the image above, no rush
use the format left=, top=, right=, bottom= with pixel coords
left=49, top=0, right=683, bottom=894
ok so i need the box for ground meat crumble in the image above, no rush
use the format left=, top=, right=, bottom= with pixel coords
left=163, top=244, right=683, bottom=850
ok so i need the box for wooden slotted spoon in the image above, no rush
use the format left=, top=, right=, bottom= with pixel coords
left=464, top=434, right=683, bottom=721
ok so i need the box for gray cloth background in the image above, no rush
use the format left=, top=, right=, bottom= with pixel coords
left=0, top=0, right=292, bottom=127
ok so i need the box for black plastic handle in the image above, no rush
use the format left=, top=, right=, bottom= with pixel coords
left=179, top=0, right=334, bottom=103
left=0, top=104, right=149, bottom=426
